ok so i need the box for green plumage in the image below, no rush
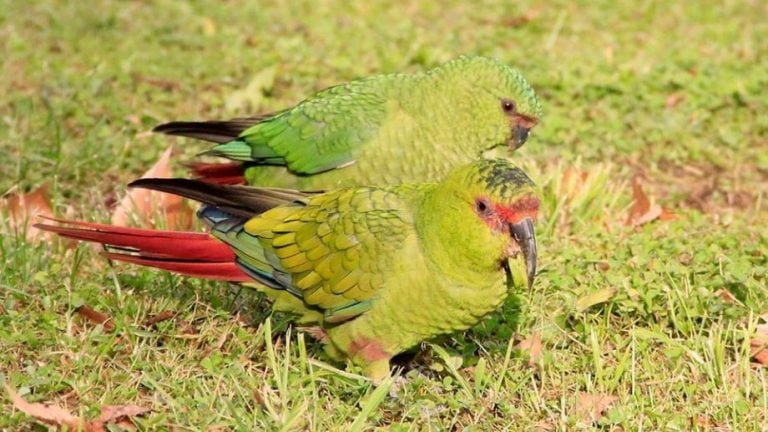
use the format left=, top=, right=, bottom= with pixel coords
left=196, top=158, right=540, bottom=380
left=155, top=56, right=543, bottom=190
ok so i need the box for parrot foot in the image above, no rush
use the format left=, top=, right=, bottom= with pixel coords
left=363, top=358, right=393, bottom=384
left=302, top=326, right=329, bottom=342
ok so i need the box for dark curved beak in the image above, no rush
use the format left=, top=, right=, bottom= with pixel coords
left=509, top=218, right=537, bottom=288
left=511, top=125, right=531, bottom=149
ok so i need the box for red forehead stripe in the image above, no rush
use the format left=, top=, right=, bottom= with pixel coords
left=494, top=196, right=540, bottom=224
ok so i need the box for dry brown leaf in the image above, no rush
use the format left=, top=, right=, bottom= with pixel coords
left=124, top=114, right=142, bottom=126
left=97, top=404, right=151, bottom=424
left=503, top=9, right=541, bottom=27
left=714, top=289, right=737, bottom=304
left=515, top=332, right=542, bottom=367
left=143, top=310, right=177, bottom=327
left=690, top=415, right=731, bottom=431
left=130, top=73, right=181, bottom=91
left=5, top=383, right=149, bottom=431
left=659, top=208, right=678, bottom=221
left=5, top=382, right=82, bottom=429
left=111, top=146, right=193, bottom=230
left=559, top=168, right=589, bottom=198
left=75, top=305, right=115, bottom=332
left=573, top=392, right=617, bottom=423
left=1, top=184, right=55, bottom=242
left=532, top=420, right=556, bottom=431
left=750, top=323, right=768, bottom=366
left=666, top=93, right=685, bottom=108
left=626, top=177, right=663, bottom=227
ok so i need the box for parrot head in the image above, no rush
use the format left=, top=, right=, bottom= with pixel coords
left=464, top=158, right=539, bottom=287
left=423, top=158, right=540, bottom=288
left=436, top=56, right=543, bottom=151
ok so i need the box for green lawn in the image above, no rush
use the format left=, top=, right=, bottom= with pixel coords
left=2, top=0, right=767, bottom=429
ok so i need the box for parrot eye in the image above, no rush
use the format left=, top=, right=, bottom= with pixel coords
left=501, top=99, right=516, bottom=114
left=475, top=198, right=493, bottom=216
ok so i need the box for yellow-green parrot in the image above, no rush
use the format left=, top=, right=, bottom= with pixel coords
left=154, top=56, right=542, bottom=189
left=37, top=158, right=539, bottom=380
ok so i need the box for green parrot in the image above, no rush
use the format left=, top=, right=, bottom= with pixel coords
left=37, top=158, right=539, bottom=381
left=154, top=55, right=542, bottom=189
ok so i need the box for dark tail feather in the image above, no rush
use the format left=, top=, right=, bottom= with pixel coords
left=129, top=178, right=311, bottom=217
left=35, top=218, right=250, bottom=282
left=186, top=161, right=247, bottom=185
left=152, top=115, right=274, bottom=143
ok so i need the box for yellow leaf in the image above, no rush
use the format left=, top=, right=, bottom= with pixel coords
left=575, top=287, right=617, bottom=312
left=200, top=17, right=217, bottom=36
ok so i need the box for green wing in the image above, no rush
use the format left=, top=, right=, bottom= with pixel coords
left=209, top=186, right=416, bottom=323
left=212, top=77, right=399, bottom=175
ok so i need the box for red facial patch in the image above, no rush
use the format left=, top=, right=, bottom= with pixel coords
left=494, top=196, right=540, bottom=224
left=348, top=338, right=390, bottom=362
left=513, top=114, right=538, bottom=129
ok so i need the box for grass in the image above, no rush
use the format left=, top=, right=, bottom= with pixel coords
left=2, top=0, right=767, bottom=429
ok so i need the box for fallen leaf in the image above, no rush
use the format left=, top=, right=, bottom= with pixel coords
left=750, top=323, right=768, bottom=366
left=532, top=420, right=556, bottom=431
left=5, top=383, right=150, bottom=431
left=111, top=146, right=193, bottom=230
left=177, top=319, right=200, bottom=336
left=573, top=392, right=617, bottom=424
left=625, top=177, right=663, bottom=227
left=75, top=305, right=115, bottom=332
left=1, top=184, right=55, bottom=242
left=5, top=383, right=81, bottom=429
left=714, top=289, right=737, bottom=304
left=666, top=93, right=685, bottom=108
left=200, top=17, right=217, bottom=36
left=503, top=9, right=540, bottom=27
left=143, top=310, right=177, bottom=327
left=659, top=208, right=678, bottom=221
left=595, top=261, right=611, bottom=271
left=575, top=287, right=617, bottom=312
left=515, top=332, right=542, bottom=366
left=97, top=404, right=151, bottom=424
left=124, top=114, right=142, bottom=126
left=559, top=167, right=589, bottom=198
left=690, top=415, right=731, bottom=431
left=130, top=73, right=181, bottom=91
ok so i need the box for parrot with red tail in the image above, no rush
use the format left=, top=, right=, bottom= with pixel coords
left=37, top=158, right=540, bottom=381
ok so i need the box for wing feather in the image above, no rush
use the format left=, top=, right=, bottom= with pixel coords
left=229, top=187, right=415, bottom=322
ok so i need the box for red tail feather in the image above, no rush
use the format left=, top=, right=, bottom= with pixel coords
left=186, top=162, right=246, bottom=185
left=105, top=253, right=250, bottom=281
left=35, top=218, right=249, bottom=281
